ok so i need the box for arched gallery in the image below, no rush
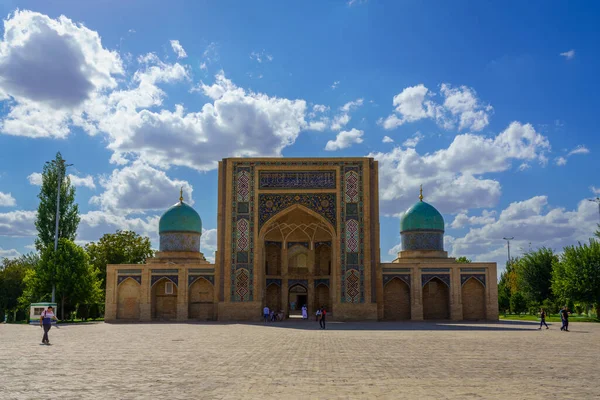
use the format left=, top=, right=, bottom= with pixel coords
left=105, top=157, right=498, bottom=322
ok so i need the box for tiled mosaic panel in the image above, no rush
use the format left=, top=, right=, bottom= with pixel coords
left=345, top=219, right=359, bottom=252
left=344, top=171, right=359, bottom=203
left=401, top=231, right=444, bottom=251
left=230, top=160, right=363, bottom=303
left=159, top=232, right=201, bottom=252
left=258, top=193, right=336, bottom=229
left=235, top=268, right=250, bottom=301
left=188, top=275, right=215, bottom=286
left=341, top=164, right=364, bottom=303
left=460, top=274, right=486, bottom=287
left=151, top=275, right=179, bottom=287
left=117, top=275, right=141, bottom=285
left=258, top=171, right=336, bottom=189
left=382, top=274, right=411, bottom=287
left=236, top=218, right=250, bottom=251
left=421, top=274, right=450, bottom=287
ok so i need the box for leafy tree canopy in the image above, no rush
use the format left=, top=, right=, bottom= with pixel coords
left=514, top=247, right=557, bottom=303
left=0, top=253, right=39, bottom=315
left=552, top=239, right=600, bottom=317
left=35, top=152, right=80, bottom=252
left=85, top=230, right=154, bottom=290
left=455, top=256, right=472, bottom=263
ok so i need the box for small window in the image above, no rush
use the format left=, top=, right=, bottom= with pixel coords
left=34, top=307, right=45, bottom=316
left=165, top=281, right=174, bottom=295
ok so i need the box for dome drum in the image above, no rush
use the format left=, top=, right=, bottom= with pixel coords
left=159, top=232, right=201, bottom=252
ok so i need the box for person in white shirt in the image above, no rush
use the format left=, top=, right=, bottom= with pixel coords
left=39, top=306, right=58, bottom=345
left=301, top=305, right=308, bottom=320
left=263, top=306, right=270, bottom=323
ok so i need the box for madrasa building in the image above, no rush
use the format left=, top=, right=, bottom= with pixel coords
left=105, top=158, right=499, bottom=322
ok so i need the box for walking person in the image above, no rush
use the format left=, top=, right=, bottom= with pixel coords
left=263, top=305, right=270, bottom=323
left=561, top=307, right=571, bottom=332
left=315, top=308, right=321, bottom=322
left=319, top=306, right=327, bottom=330
left=538, top=308, right=549, bottom=329
left=39, top=306, right=58, bottom=345
left=301, top=305, right=308, bottom=320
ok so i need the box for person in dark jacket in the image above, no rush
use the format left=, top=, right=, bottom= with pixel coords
left=538, top=308, right=549, bottom=329
left=39, top=306, right=58, bottom=345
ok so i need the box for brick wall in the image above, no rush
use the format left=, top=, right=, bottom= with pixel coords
left=383, top=278, right=411, bottom=320
left=422, top=279, right=450, bottom=319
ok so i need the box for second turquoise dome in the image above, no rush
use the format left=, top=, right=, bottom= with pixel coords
left=400, top=201, right=444, bottom=232
left=159, top=201, right=202, bottom=234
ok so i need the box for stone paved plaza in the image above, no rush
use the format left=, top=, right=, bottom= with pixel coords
left=1, top=320, right=599, bottom=399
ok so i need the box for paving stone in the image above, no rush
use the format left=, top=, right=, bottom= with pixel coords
left=0, top=320, right=598, bottom=399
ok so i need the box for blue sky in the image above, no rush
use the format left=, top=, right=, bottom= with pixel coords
left=0, top=1, right=598, bottom=274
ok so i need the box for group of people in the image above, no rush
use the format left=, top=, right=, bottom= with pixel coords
left=262, top=304, right=327, bottom=329
left=538, top=306, right=571, bottom=331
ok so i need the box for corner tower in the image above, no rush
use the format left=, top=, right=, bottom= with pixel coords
left=399, top=186, right=447, bottom=258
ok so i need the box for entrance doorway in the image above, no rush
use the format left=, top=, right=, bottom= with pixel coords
left=288, top=284, right=307, bottom=315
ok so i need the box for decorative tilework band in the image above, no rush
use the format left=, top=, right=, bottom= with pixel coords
left=151, top=275, right=179, bottom=287
left=188, top=275, right=214, bottom=286
left=383, top=274, right=410, bottom=287
left=421, top=274, right=450, bottom=288
left=401, top=231, right=444, bottom=251
left=117, top=275, right=141, bottom=285
left=461, top=274, right=486, bottom=287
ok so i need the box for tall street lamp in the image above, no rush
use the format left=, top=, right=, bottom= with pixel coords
left=46, top=159, right=73, bottom=303
left=503, top=237, right=514, bottom=265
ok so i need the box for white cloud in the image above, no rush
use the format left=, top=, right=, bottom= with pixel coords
left=555, top=156, right=567, bottom=166
left=200, top=62, right=207, bottom=70
left=382, top=136, right=394, bottom=143
left=0, top=10, right=123, bottom=138
left=325, top=128, right=364, bottom=151
left=402, top=132, right=423, bottom=148
left=591, top=186, right=600, bottom=195
left=331, top=81, right=340, bottom=90
left=78, top=211, right=160, bottom=244
left=90, top=161, right=193, bottom=213
left=447, top=196, right=598, bottom=270
left=249, top=50, right=273, bottom=63
left=0, top=210, right=37, bottom=237
left=371, top=122, right=550, bottom=216
left=567, top=145, right=589, bottom=156
left=560, top=49, right=575, bottom=60
left=169, top=40, right=187, bottom=59
left=201, top=228, right=217, bottom=263
left=27, top=172, right=95, bottom=189
left=331, top=98, right=363, bottom=131
left=518, top=163, right=531, bottom=171
left=450, top=210, right=496, bottom=229
left=347, top=0, right=367, bottom=6
left=0, top=192, right=16, bottom=207
left=0, top=247, right=20, bottom=259
left=381, top=83, right=492, bottom=132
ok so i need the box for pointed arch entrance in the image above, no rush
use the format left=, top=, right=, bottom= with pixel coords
left=257, top=204, right=336, bottom=318
left=383, top=278, right=411, bottom=320
left=152, top=277, right=178, bottom=320
left=462, top=277, right=486, bottom=320
left=422, top=277, right=450, bottom=320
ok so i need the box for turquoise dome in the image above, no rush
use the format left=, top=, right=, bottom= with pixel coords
left=400, top=200, right=444, bottom=232
left=159, top=201, right=202, bottom=234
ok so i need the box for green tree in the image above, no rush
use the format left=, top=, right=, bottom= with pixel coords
left=510, top=291, right=527, bottom=314
left=455, top=256, right=472, bottom=263
left=30, top=239, right=100, bottom=319
left=552, top=239, right=600, bottom=319
left=34, top=152, right=80, bottom=252
left=515, top=247, right=557, bottom=304
left=0, top=254, right=38, bottom=321
left=85, top=230, right=154, bottom=291
left=595, top=224, right=600, bottom=239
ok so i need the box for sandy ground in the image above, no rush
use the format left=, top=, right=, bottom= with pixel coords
left=1, top=319, right=598, bottom=399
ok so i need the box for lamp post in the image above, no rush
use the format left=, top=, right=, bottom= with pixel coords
left=503, top=237, right=514, bottom=265
left=46, top=159, right=73, bottom=303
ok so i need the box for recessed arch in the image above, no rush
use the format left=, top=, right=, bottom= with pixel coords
left=117, top=278, right=140, bottom=320
left=462, top=277, right=486, bottom=320
left=383, top=277, right=411, bottom=320
left=152, top=277, right=178, bottom=320
left=422, top=277, right=450, bottom=320
left=189, top=277, right=214, bottom=320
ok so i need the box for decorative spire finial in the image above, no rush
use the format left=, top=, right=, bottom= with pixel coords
left=419, top=185, right=423, bottom=202
left=179, top=186, right=184, bottom=203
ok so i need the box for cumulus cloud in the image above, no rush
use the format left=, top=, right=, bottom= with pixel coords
left=382, top=136, right=394, bottom=143
left=402, top=132, right=423, bottom=148
left=0, top=192, right=16, bottom=207
left=27, top=172, right=95, bottom=189
left=591, top=186, right=600, bottom=195
left=331, top=98, right=363, bottom=131
left=0, top=210, right=37, bottom=237
left=0, top=10, right=123, bottom=138
left=447, top=196, right=598, bottom=268
left=0, top=247, right=20, bottom=258
left=380, top=83, right=492, bottom=132
left=90, top=161, right=193, bottom=213
left=201, top=228, right=217, bottom=262
left=560, top=49, right=575, bottom=60
left=450, top=210, right=496, bottom=229
left=78, top=211, right=160, bottom=244
left=169, top=40, right=187, bottom=59
left=331, top=80, right=340, bottom=90
left=555, top=157, right=567, bottom=166
left=325, top=128, right=364, bottom=151
left=371, top=122, right=550, bottom=216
